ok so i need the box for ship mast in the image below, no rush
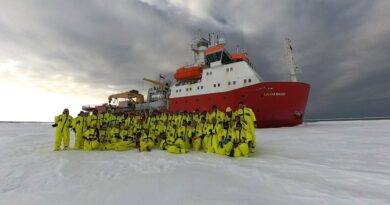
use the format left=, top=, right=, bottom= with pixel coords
left=285, top=38, right=301, bottom=82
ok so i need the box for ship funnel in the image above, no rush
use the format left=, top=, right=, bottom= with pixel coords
left=193, top=37, right=209, bottom=66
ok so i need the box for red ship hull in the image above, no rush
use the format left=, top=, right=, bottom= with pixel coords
left=168, top=82, right=310, bottom=128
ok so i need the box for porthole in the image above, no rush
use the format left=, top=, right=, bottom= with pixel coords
left=217, top=83, right=220, bottom=87
left=244, top=79, right=247, bottom=83
left=201, top=86, right=203, bottom=89
left=230, top=68, right=233, bottom=71
left=228, top=82, right=231, bottom=85
left=233, top=81, right=236, bottom=85
left=213, top=84, right=216, bottom=87
left=248, top=79, right=252, bottom=83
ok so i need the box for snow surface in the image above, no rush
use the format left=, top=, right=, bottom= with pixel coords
left=1, top=120, right=390, bottom=205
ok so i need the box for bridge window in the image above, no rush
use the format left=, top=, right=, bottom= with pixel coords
left=221, top=52, right=234, bottom=65
left=206, top=51, right=222, bottom=63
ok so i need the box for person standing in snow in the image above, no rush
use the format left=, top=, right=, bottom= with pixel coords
left=52, top=108, right=74, bottom=151
left=72, top=111, right=87, bottom=150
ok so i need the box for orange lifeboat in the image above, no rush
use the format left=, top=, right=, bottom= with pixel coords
left=174, top=66, right=202, bottom=80
left=231, top=53, right=248, bottom=60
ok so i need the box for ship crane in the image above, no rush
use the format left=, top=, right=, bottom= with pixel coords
left=142, top=78, right=169, bottom=89
left=285, top=38, right=302, bottom=82
left=108, top=90, right=145, bottom=104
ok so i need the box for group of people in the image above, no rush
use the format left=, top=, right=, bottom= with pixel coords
left=52, top=102, right=257, bottom=157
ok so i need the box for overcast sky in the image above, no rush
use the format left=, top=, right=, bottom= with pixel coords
left=1, top=0, right=389, bottom=121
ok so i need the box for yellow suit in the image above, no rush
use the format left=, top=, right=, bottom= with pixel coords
left=72, top=115, right=86, bottom=149
left=203, top=123, right=221, bottom=153
left=83, top=128, right=99, bottom=151
left=139, top=133, right=155, bottom=152
left=54, top=114, right=73, bottom=151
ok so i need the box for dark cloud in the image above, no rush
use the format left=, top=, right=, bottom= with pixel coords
left=1, top=0, right=389, bottom=119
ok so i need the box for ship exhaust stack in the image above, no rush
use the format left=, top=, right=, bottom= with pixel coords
left=285, top=38, right=301, bottom=82
left=191, top=37, right=209, bottom=66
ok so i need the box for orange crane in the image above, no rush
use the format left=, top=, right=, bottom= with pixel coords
left=108, top=90, right=145, bottom=104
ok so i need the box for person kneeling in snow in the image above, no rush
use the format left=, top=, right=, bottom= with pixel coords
left=98, top=124, right=110, bottom=150
left=230, top=122, right=250, bottom=157
left=139, top=131, right=155, bottom=152
left=83, top=125, right=99, bottom=151
left=107, top=123, right=121, bottom=150
left=215, top=121, right=236, bottom=156
left=160, top=124, right=186, bottom=154
left=113, top=126, right=135, bottom=151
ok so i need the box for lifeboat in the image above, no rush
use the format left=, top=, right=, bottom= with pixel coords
left=174, top=66, right=202, bottom=80
left=231, top=53, right=248, bottom=60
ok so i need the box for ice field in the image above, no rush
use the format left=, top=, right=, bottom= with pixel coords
left=0, top=120, right=390, bottom=205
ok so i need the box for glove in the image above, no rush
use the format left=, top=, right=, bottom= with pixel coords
left=52, top=124, right=58, bottom=128
left=223, top=139, right=229, bottom=144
